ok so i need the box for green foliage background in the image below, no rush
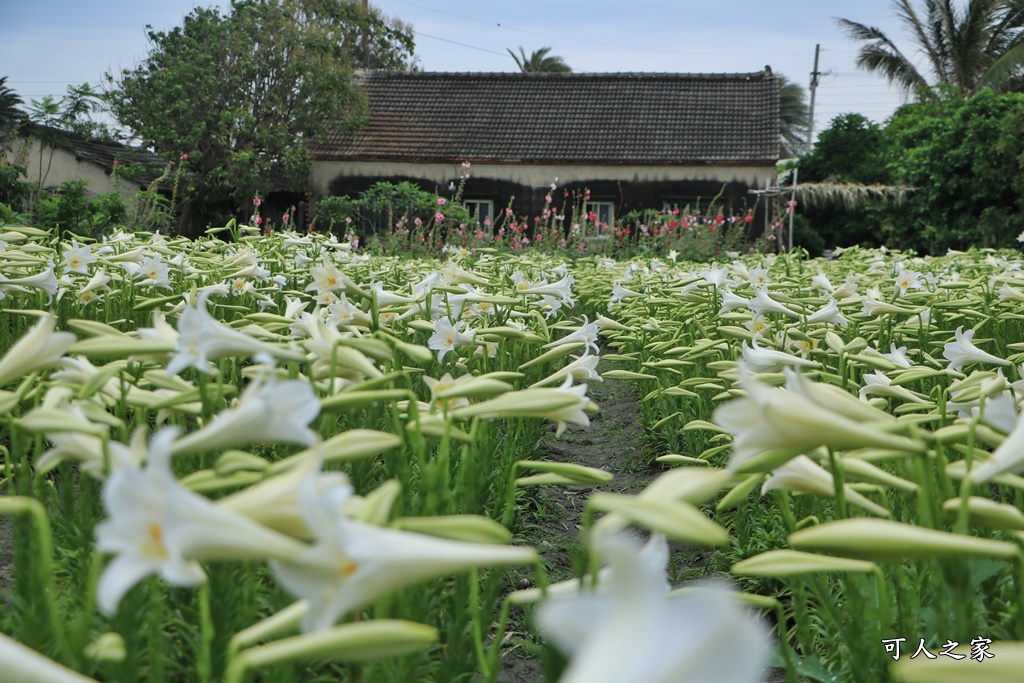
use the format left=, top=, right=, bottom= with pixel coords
left=802, top=90, right=1024, bottom=254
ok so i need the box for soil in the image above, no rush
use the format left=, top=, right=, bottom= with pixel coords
left=0, top=516, right=11, bottom=604
left=497, top=360, right=659, bottom=683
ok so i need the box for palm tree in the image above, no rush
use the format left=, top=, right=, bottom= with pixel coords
left=838, top=0, right=1024, bottom=98
left=778, top=74, right=809, bottom=157
left=508, top=46, right=572, bottom=73
left=0, top=76, right=25, bottom=140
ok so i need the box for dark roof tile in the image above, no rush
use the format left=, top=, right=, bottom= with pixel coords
left=312, top=71, right=780, bottom=166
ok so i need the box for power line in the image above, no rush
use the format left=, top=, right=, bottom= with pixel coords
left=413, top=30, right=509, bottom=58
left=391, top=0, right=810, bottom=57
left=7, top=80, right=102, bottom=84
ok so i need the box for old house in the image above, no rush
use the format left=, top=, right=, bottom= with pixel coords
left=311, top=70, right=780, bottom=226
left=5, top=125, right=167, bottom=198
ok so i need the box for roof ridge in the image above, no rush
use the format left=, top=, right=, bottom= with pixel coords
left=356, top=70, right=773, bottom=80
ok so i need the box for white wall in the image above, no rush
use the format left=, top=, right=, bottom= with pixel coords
left=5, top=134, right=136, bottom=198
left=312, top=160, right=776, bottom=196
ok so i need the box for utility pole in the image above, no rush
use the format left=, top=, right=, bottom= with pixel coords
left=806, top=44, right=822, bottom=156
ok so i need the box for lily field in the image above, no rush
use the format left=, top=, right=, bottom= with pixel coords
left=4, top=223, right=1024, bottom=683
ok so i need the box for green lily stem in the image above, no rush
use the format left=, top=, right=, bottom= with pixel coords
left=0, top=496, right=78, bottom=669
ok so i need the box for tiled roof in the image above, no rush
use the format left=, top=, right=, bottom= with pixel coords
left=26, top=125, right=169, bottom=189
left=312, top=71, right=780, bottom=166
left=63, top=132, right=169, bottom=189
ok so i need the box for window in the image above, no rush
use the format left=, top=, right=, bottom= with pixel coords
left=464, top=199, right=494, bottom=226
left=587, top=201, right=615, bottom=225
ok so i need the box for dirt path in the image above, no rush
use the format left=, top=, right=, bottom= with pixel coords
left=0, top=516, right=12, bottom=605
left=499, top=362, right=654, bottom=683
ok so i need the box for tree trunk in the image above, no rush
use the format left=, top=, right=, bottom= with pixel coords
left=177, top=199, right=197, bottom=238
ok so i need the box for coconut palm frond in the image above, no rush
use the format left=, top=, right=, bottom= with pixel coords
left=839, top=2, right=1024, bottom=96
left=836, top=19, right=931, bottom=95
left=508, top=46, right=572, bottom=73
left=979, top=34, right=1024, bottom=90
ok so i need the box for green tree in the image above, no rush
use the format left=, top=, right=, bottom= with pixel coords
left=801, top=113, right=889, bottom=184
left=24, top=83, right=106, bottom=205
left=884, top=88, right=1024, bottom=251
left=0, top=76, right=25, bottom=142
left=507, top=46, right=572, bottom=73
left=838, top=1, right=1024, bottom=98
left=0, top=77, right=29, bottom=209
left=778, top=73, right=809, bottom=157
left=798, top=113, right=893, bottom=247
left=106, top=0, right=415, bottom=237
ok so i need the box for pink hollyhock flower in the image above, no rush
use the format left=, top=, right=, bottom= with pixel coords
left=437, top=197, right=447, bottom=206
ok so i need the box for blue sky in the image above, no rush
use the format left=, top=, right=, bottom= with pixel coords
left=3, top=0, right=914, bottom=140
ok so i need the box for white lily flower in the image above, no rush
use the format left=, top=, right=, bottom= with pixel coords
left=370, top=282, right=415, bottom=306
left=744, top=314, right=770, bottom=337
left=858, top=371, right=927, bottom=404
left=748, top=265, right=771, bottom=287
left=422, top=372, right=471, bottom=411
left=305, top=260, right=364, bottom=297
left=228, top=277, right=254, bottom=297
left=740, top=337, right=818, bottom=373
left=38, top=426, right=108, bottom=478
left=860, top=287, right=914, bottom=316
left=715, top=367, right=919, bottom=472
left=326, top=294, right=371, bottom=328
left=762, top=455, right=890, bottom=517
left=832, top=273, right=859, bottom=299
left=78, top=269, right=112, bottom=296
left=136, top=254, right=171, bottom=289
left=893, top=267, right=923, bottom=296
left=428, top=316, right=474, bottom=362
left=0, top=633, right=100, bottom=683
left=547, top=376, right=593, bottom=436
left=533, top=295, right=564, bottom=318
left=543, top=316, right=600, bottom=355
left=699, top=263, right=729, bottom=290
left=882, top=344, right=913, bottom=368
left=172, top=362, right=320, bottom=456
left=282, top=296, right=308, bottom=320
left=943, top=326, right=1010, bottom=372
left=269, top=476, right=536, bottom=632
left=197, top=282, right=231, bottom=298
left=62, top=239, right=96, bottom=275
left=718, top=289, right=751, bottom=315
left=609, top=281, right=643, bottom=305
left=538, top=532, right=769, bottom=683
left=804, top=298, right=847, bottom=327
left=969, top=406, right=1024, bottom=483
left=747, top=287, right=801, bottom=318
left=96, top=428, right=307, bottom=614
left=0, top=314, right=76, bottom=388
left=167, top=295, right=296, bottom=375
left=519, top=273, right=576, bottom=303
left=999, top=283, right=1024, bottom=303
left=806, top=269, right=834, bottom=294
left=0, top=264, right=59, bottom=302
left=531, top=353, right=603, bottom=389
